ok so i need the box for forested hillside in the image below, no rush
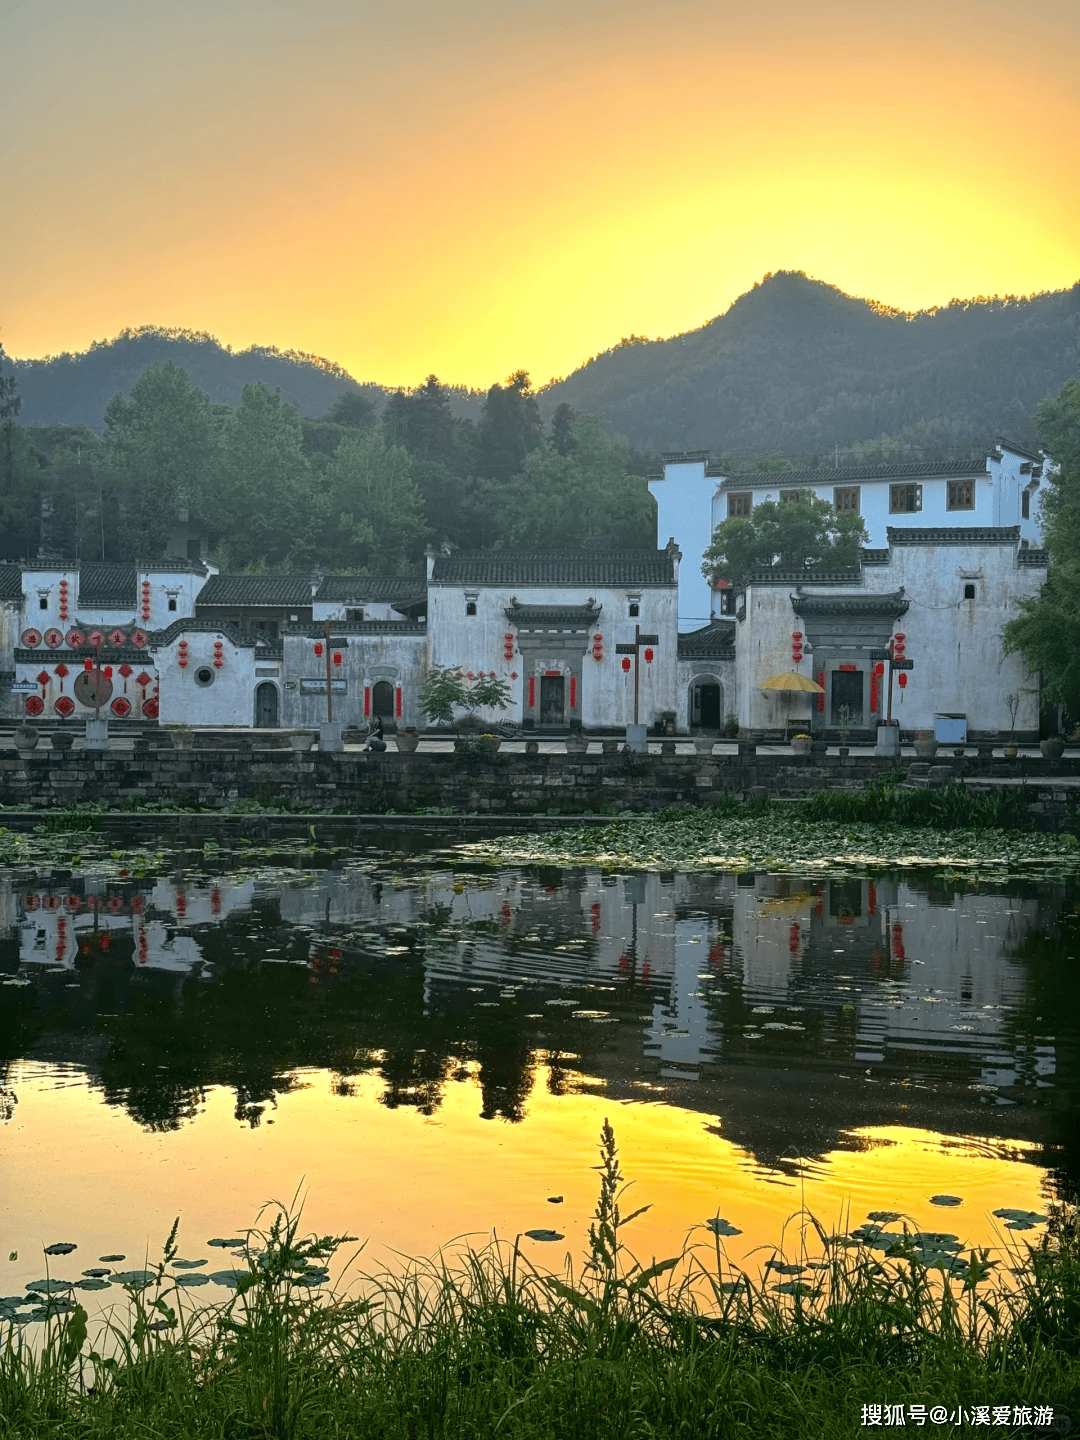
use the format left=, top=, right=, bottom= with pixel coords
left=541, top=272, right=1080, bottom=459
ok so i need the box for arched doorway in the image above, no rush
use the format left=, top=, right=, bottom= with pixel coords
left=254, top=682, right=279, bottom=728
left=372, top=680, right=395, bottom=722
left=689, top=676, right=723, bottom=729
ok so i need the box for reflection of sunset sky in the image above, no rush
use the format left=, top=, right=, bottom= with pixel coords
left=3, top=1, right=1077, bottom=387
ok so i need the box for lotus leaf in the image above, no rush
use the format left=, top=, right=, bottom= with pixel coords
left=82, top=1268, right=111, bottom=1278
left=111, top=1270, right=157, bottom=1288
left=206, top=1271, right=244, bottom=1287
left=171, top=1258, right=208, bottom=1269
left=43, top=1242, right=77, bottom=1255
left=25, top=1279, right=74, bottom=1294
left=930, top=1195, right=963, bottom=1207
left=707, top=1218, right=742, bottom=1237
left=774, top=1282, right=820, bottom=1296
left=175, top=1273, right=211, bottom=1288
left=207, top=1238, right=246, bottom=1248
left=524, top=1230, right=564, bottom=1242
left=99, top=1254, right=125, bottom=1262
left=992, top=1208, right=1047, bottom=1227
left=866, top=1211, right=901, bottom=1223
left=76, top=1278, right=111, bottom=1291
left=766, top=1261, right=805, bottom=1275
left=912, top=1233, right=962, bottom=1251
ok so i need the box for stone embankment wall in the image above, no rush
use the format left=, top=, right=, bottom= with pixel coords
left=0, top=738, right=1077, bottom=827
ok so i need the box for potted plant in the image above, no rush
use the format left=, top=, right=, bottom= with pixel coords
left=419, top=665, right=512, bottom=755
left=1041, top=733, right=1065, bottom=761
left=564, top=721, right=589, bottom=754
left=722, top=713, right=739, bottom=740
left=1003, top=693, right=1020, bottom=758
left=791, top=732, right=812, bottom=757
left=12, top=725, right=39, bottom=754
left=50, top=728, right=75, bottom=752
left=693, top=731, right=717, bottom=755
left=913, top=729, right=939, bottom=759
left=835, top=705, right=856, bottom=757
left=394, top=726, right=420, bottom=754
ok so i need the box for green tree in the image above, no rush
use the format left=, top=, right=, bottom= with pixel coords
left=1004, top=379, right=1080, bottom=715
left=100, top=363, right=221, bottom=556
left=323, top=391, right=377, bottom=430
left=476, top=371, right=542, bottom=481
left=216, top=383, right=312, bottom=569
left=419, top=665, right=512, bottom=734
left=321, top=430, right=425, bottom=572
left=0, top=347, right=22, bottom=500
left=491, top=414, right=655, bottom=551
left=701, top=492, right=867, bottom=589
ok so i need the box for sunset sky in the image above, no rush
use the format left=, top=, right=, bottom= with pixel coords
left=2, top=0, right=1077, bottom=389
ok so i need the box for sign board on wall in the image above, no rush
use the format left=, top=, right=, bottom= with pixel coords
left=299, top=678, right=347, bottom=694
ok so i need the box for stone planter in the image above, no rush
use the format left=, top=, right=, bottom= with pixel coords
left=564, top=734, right=589, bottom=755
left=693, top=734, right=716, bottom=755
left=601, top=739, right=620, bottom=756
left=660, top=739, right=677, bottom=757
left=394, top=729, right=420, bottom=754
left=289, top=732, right=316, bottom=756
left=50, top=730, right=75, bottom=752
left=837, top=746, right=850, bottom=758
left=525, top=739, right=540, bottom=756
left=790, top=736, right=812, bottom=757
left=13, top=726, right=39, bottom=754
left=1003, top=743, right=1019, bottom=759
left=1040, top=737, right=1065, bottom=761
left=913, top=739, right=938, bottom=760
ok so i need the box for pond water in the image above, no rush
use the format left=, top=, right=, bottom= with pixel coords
left=2, top=831, right=1077, bottom=1313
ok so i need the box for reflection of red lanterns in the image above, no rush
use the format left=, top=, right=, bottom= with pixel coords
left=621, top=657, right=631, bottom=672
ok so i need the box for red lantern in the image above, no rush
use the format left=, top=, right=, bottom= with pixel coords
left=102, top=666, right=113, bottom=680
left=332, top=651, right=342, bottom=666
left=314, top=642, right=323, bottom=657
left=83, top=658, right=94, bottom=672
left=897, top=672, right=908, bottom=689
left=621, top=657, right=631, bottom=672
left=874, top=662, right=885, bottom=677
left=892, top=631, right=906, bottom=661
left=644, top=648, right=653, bottom=663
left=503, top=633, right=515, bottom=660
left=792, top=631, right=803, bottom=664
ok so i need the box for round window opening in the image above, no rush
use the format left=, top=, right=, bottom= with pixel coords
left=194, top=666, right=215, bottom=687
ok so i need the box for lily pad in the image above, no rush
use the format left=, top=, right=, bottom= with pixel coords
left=76, top=1278, right=112, bottom=1291
left=547, top=1196, right=564, bottom=1204
left=866, top=1211, right=901, bottom=1223
left=295, top=1270, right=329, bottom=1287
left=774, top=1281, right=820, bottom=1297
left=175, top=1273, right=211, bottom=1288
left=207, top=1238, right=246, bottom=1249
left=25, top=1278, right=74, bottom=1295
left=43, top=1242, right=77, bottom=1255
left=99, top=1254, right=125, bottom=1263
left=706, top=1218, right=742, bottom=1237
left=171, top=1258, right=208, bottom=1269
left=82, top=1268, right=111, bottom=1278
left=992, top=1208, right=1047, bottom=1228
left=524, top=1230, right=564, bottom=1242
left=111, top=1270, right=157, bottom=1288
left=206, top=1270, right=244, bottom=1288
left=930, top=1195, right=963, bottom=1207
left=765, top=1261, right=805, bottom=1275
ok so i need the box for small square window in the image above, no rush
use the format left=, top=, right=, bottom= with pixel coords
left=346, top=608, right=364, bottom=621
left=720, top=588, right=736, bottom=616
left=834, top=486, right=860, bottom=515
left=727, top=492, right=752, bottom=519
left=963, top=583, right=976, bottom=600
left=947, top=479, right=975, bottom=511
left=1021, top=490, right=1031, bottom=519
left=889, top=483, right=922, bottom=514
left=167, top=596, right=177, bottom=612
left=466, top=601, right=477, bottom=617
left=628, top=602, right=639, bottom=617
left=39, top=595, right=48, bottom=610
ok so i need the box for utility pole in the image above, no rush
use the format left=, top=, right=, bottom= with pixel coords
left=324, top=617, right=333, bottom=724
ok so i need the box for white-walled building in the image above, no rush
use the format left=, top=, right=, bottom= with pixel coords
left=426, top=546, right=681, bottom=730
left=649, top=441, right=1050, bottom=630
left=734, top=526, right=1046, bottom=737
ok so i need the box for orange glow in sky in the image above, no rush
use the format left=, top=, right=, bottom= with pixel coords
left=2, top=0, right=1077, bottom=388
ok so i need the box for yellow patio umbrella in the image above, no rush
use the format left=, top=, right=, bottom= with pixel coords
left=759, top=672, right=824, bottom=693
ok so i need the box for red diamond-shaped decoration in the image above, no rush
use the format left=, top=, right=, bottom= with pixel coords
left=36, top=670, right=51, bottom=686
left=136, top=671, right=152, bottom=687
left=511, top=671, right=518, bottom=680
left=119, top=663, right=133, bottom=678
left=54, top=663, right=68, bottom=678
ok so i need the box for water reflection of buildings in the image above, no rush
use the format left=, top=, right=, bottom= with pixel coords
left=0, top=866, right=1068, bottom=1171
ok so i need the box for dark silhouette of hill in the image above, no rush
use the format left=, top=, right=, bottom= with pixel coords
left=539, top=272, right=1080, bottom=458
left=7, top=327, right=387, bottom=430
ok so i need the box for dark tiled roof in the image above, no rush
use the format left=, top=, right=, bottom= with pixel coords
left=996, top=437, right=1044, bottom=463
left=505, top=600, right=601, bottom=627
left=149, top=618, right=268, bottom=648
left=677, top=622, right=736, bottom=660
left=195, top=574, right=315, bottom=608
left=21, top=556, right=208, bottom=575
left=712, top=460, right=986, bottom=488
left=314, top=576, right=426, bottom=604
left=792, top=591, right=910, bottom=618
left=661, top=450, right=710, bottom=464
left=862, top=548, right=891, bottom=565
left=886, top=526, right=1020, bottom=547
left=1017, top=549, right=1048, bottom=567
left=748, top=567, right=862, bottom=584
left=283, top=620, right=427, bottom=637
left=430, top=551, right=677, bottom=587
left=77, top=564, right=137, bottom=609
left=0, top=565, right=22, bottom=601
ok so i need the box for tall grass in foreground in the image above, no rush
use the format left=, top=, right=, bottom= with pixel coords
left=2, top=1123, right=1078, bottom=1439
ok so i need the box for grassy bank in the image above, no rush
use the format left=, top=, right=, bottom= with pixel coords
left=2, top=1125, right=1078, bottom=1439
left=466, top=784, right=1080, bottom=880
